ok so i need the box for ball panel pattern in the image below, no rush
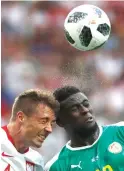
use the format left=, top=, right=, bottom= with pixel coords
left=92, top=41, right=106, bottom=50
left=97, top=23, right=110, bottom=36
left=79, top=26, right=92, bottom=47
left=65, top=29, right=75, bottom=44
left=67, top=12, right=88, bottom=23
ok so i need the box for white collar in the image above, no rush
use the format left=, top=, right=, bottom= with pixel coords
left=66, top=126, right=103, bottom=151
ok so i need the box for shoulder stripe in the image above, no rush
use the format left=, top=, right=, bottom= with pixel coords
left=115, top=122, right=124, bottom=126
left=107, top=122, right=124, bottom=126
left=45, top=152, right=60, bottom=171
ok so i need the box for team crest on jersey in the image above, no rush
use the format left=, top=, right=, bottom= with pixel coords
left=26, top=161, right=35, bottom=171
left=108, top=142, right=122, bottom=154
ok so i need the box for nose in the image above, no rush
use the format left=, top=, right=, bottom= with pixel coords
left=80, top=105, right=89, bottom=114
left=45, top=123, right=52, bottom=133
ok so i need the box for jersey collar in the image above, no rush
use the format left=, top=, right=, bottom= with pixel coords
left=2, top=125, right=29, bottom=153
left=66, top=125, right=103, bottom=151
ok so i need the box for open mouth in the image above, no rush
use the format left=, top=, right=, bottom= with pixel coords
left=37, top=135, right=46, bottom=142
left=85, top=117, right=93, bottom=123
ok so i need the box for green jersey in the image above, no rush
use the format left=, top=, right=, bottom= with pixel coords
left=45, top=122, right=124, bottom=171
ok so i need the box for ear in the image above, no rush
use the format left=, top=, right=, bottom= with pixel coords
left=16, top=111, right=25, bottom=122
left=56, top=118, right=64, bottom=127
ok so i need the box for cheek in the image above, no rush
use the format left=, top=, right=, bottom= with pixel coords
left=23, top=124, right=39, bottom=137
left=68, top=115, right=79, bottom=125
left=89, top=108, right=93, bottom=114
left=72, top=112, right=80, bottom=117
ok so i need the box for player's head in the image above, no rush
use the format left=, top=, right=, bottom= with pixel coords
left=53, top=86, right=98, bottom=137
left=10, top=89, right=59, bottom=148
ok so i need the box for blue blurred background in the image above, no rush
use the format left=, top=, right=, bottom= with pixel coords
left=1, top=1, right=124, bottom=163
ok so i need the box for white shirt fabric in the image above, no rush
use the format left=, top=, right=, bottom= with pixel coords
left=1, top=126, right=44, bottom=171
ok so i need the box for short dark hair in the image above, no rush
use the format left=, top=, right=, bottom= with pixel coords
left=53, top=86, right=81, bottom=125
left=53, top=86, right=81, bottom=103
left=11, top=89, right=59, bottom=120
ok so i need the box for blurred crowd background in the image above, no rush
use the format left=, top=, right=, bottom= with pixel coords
left=1, top=1, right=124, bottom=163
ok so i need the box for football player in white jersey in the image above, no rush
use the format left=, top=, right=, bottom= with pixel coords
left=1, top=89, right=59, bottom=171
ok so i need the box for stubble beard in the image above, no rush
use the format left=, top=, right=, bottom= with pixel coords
left=74, top=121, right=99, bottom=139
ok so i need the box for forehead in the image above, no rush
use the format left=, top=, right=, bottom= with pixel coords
left=35, top=103, right=55, bottom=118
left=60, top=92, right=88, bottom=109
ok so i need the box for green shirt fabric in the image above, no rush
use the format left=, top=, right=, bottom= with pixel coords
left=45, top=122, right=124, bottom=171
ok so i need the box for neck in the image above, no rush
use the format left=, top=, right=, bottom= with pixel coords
left=7, top=122, right=29, bottom=153
left=69, top=126, right=100, bottom=147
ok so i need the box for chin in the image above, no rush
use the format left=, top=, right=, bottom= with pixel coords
left=34, top=144, right=42, bottom=148
left=75, top=121, right=98, bottom=136
left=32, top=142, right=43, bottom=148
left=85, top=120, right=96, bottom=129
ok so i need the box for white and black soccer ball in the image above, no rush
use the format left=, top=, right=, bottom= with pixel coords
left=64, top=4, right=111, bottom=51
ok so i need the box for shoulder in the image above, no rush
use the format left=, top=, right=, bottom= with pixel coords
left=29, top=148, right=43, bottom=159
left=103, top=122, right=124, bottom=130
left=107, top=122, right=124, bottom=126
left=1, top=127, right=8, bottom=141
left=1, top=127, right=10, bottom=146
left=102, top=122, right=124, bottom=139
left=1, top=160, right=12, bottom=171
left=45, top=145, right=69, bottom=171
left=27, top=148, right=44, bottom=166
left=45, top=152, right=60, bottom=171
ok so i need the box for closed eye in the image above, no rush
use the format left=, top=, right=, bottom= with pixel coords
left=40, top=119, right=48, bottom=124
left=83, top=100, right=90, bottom=107
left=70, top=105, right=79, bottom=112
left=51, top=120, right=56, bottom=126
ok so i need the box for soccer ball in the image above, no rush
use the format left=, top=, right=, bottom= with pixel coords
left=64, top=4, right=111, bottom=51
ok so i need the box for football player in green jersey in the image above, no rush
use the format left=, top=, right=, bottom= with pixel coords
left=45, top=86, right=124, bottom=171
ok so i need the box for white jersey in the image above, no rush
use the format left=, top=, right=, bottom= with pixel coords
left=1, top=126, right=44, bottom=171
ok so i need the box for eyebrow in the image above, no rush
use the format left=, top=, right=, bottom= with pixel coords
left=39, top=116, right=56, bottom=120
left=60, top=92, right=89, bottom=109
left=52, top=119, right=56, bottom=122
left=64, top=99, right=88, bottom=110
left=83, top=99, right=89, bottom=103
left=71, top=99, right=89, bottom=106
left=74, top=99, right=88, bottom=104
